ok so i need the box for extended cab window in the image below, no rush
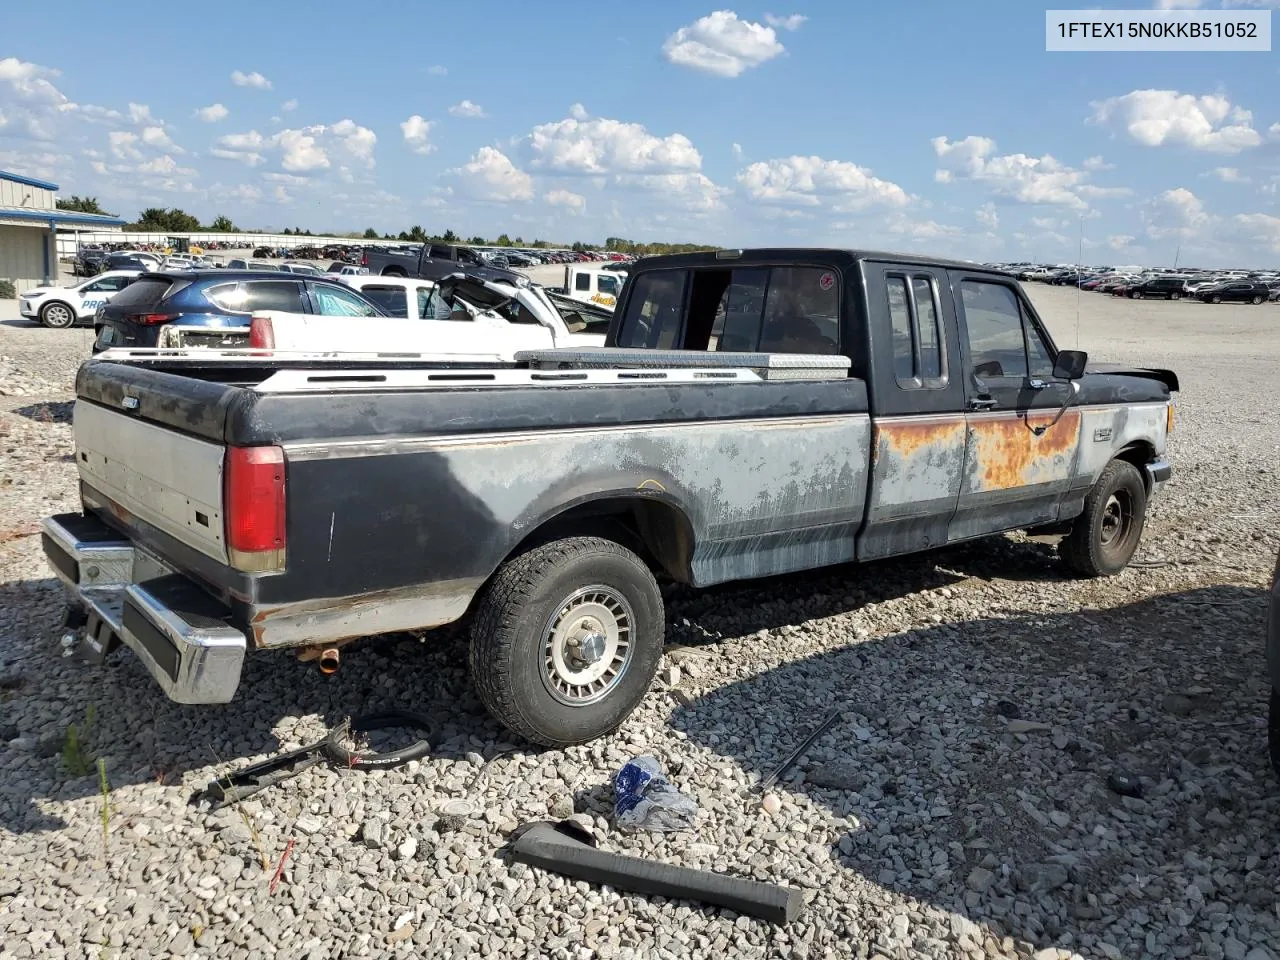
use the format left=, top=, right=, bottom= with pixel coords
left=617, top=270, right=687, bottom=349
left=359, top=285, right=410, bottom=318
left=960, top=280, right=1053, bottom=380
left=575, top=272, right=591, bottom=291
left=686, top=265, right=839, bottom=354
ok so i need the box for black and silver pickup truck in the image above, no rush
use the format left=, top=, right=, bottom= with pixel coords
left=44, top=248, right=1177, bottom=746
left=361, top=242, right=521, bottom=285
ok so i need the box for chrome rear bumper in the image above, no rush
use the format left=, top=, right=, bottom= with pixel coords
left=43, top=513, right=246, bottom=704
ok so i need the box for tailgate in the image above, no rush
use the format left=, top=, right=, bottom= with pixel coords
left=74, top=361, right=245, bottom=564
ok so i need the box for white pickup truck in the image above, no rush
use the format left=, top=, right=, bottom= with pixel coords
left=554, top=266, right=626, bottom=311
left=159, top=274, right=608, bottom=359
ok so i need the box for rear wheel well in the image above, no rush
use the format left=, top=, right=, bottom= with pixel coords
left=509, top=497, right=695, bottom=584
left=381, top=267, right=407, bottom=277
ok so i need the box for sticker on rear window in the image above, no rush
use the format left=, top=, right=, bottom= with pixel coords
left=819, top=272, right=835, bottom=291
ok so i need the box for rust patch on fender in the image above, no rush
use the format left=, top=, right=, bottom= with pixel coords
left=969, top=410, right=1081, bottom=492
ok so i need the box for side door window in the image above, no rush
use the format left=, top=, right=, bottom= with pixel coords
left=960, top=281, right=1028, bottom=382
left=243, top=281, right=306, bottom=314
left=309, top=283, right=380, bottom=317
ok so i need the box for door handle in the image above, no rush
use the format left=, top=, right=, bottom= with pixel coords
left=1028, top=378, right=1049, bottom=390
left=970, top=396, right=997, bottom=410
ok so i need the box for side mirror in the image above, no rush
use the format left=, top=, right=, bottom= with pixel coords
left=1053, top=349, right=1088, bottom=380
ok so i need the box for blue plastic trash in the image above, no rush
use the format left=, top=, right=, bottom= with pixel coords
left=613, top=756, right=698, bottom=832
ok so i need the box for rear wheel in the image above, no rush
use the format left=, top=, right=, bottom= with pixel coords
left=1130, top=290, right=1143, bottom=300
left=1170, top=292, right=1181, bottom=301
left=1212, top=295, right=1223, bottom=304
left=1252, top=295, right=1264, bottom=305
left=39, top=302, right=76, bottom=329
left=470, top=536, right=664, bottom=747
left=1060, top=459, right=1147, bottom=577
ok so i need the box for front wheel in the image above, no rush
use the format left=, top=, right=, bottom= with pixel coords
left=1130, top=290, right=1142, bottom=300
left=1170, top=292, right=1181, bottom=301
left=1060, top=459, right=1147, bottom=577
left=470, top=536, right=664, bottom=747
left=1252, top=295, right=1264, bottom=305
left=40, top=302, right=76, bottom=328
left=1212, top=295, right=1223, bottom=304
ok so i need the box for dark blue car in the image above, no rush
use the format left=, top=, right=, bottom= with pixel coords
left=92, top=270, right=387, bottom=352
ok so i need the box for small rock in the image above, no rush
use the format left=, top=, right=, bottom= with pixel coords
left=1019, top=862, right=1070, bottom=893
left=1006, top=719, right=1052, bottom=734
left=1161, top=694, right=1197, bottom=716
left=761, top=793, right=782, bottom=815
left=386, top=926, right=413, bottom=944
left=397, top=836, right=418, bottom=861
left=294, top=816, right=322, bottom=836
left=362, top=820, right=384, bottom=849
left=583, top=919, right=607, bottom=938
left=662, top=664, right=682, bottom=687
left=967, top=866, right=996, bottom=893
left=1245, top=949, right=1276, bottom=960
left=549, top=795, right=575, bottom=820
left=995, top=701, right=1021, bottom=719
left=806, top=761, right=864, bottom=791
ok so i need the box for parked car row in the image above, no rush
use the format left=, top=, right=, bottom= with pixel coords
left=992, top=262, right=1280, bottom=304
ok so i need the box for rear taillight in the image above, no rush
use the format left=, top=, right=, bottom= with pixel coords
left=224, top=446, right=286, bottom=572
left=248, top=316, right=275, bottom=349
left=132, top=312, right=179, bottom=326
left=360, top=252, right=368, bottom=266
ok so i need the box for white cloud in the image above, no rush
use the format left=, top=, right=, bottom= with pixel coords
left=108, top=130, right=141, bottom=160
left=448, top=99, right=487, bottom=119
left=1107, top=234, right=1136, bottom=250
left=271, top=185, right=291, bottom=203
left=544, top=188, right=586, bottom=213
left=427, top=65, right=448, bottom=76
left=526, top=107, right=701, bottom=174
left=275, top=127, right=328, bottom=171
left=618, top=173, right=729, bottom=212
left=127, top=102, right=155, bottom=125
left=764, top=13, right=807, bottom=29
left=330, top=118, right=376, bottom=165
left=662, top=11, right=786, bottom=78
left=136, top=154, right=193, bottom=177
left=976, top=202, right=999, bottom=229
left=0, top=57, right=70, bottom=138
left=196, top=102, right=229, bottom=123
left=1154, top=0, right=1279, bottom=7
left=1141, top=187, right=1210, bottom=240
left=1206, top=166, right=1249, bottom=183
left=400, top=115, right=436, bottom=155
left=282, top=98, right=298, bottom=112
left=883, top=214, right=964, bottom=242
left=731, top=142, right=743, bottom=160
left=1076, top=184, right=1133, bottom=199
left=737, top=155, right=910, bottom=210
left=1089, top=90, right=1261, bottom=154
left=1226, top=212, right=1280, bottom=253
left=211, top=147, right=265, bottom=166
left=211, top=182, right=261, bottom=203
left=932, top=135, right=1090, bottom=209
left=230, top=70, right=272, bottom=90
left=449, top=146, right=534, bottom=202
left=1082, top=155, right=1112, bottom=171
left=1030, top=216, right=1065, bottom=230
left=140, top=125, right=182, bottom=152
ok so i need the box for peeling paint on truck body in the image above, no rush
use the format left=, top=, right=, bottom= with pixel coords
left=66, top=247, right=1173, bottom=660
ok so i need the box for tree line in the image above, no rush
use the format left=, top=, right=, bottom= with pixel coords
left=52, top=198, right=717, bottom=252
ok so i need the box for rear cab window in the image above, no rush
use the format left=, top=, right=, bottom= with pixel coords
left=617, top=264, right=840, bottom=354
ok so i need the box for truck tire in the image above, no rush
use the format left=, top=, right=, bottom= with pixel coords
left=1271, top=689, right=1280, bottom=781
left=1130, top=290, right=1142, bottom=299
left=470, top=537, right=664, bottom=747
left=381, top=267, right=407, bottom=277
left=1059, top=459, right=1147, bottom=577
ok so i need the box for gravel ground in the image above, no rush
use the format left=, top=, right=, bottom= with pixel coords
left=1, top=287, right=1279, bottom=960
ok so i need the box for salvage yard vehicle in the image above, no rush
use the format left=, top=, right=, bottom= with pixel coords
left=19, top=271, right=141, bottom=328
left=44, top=247, right=1176, bottom=748
left=361, top=242, right=521, bottom=285
left=550, top=265, right=626, bottom=311
left=173, top=273, right=608, bottom=355
left=91, top=271, right=387, bottom=351
left=1194, top=280, right=1271, bottom=304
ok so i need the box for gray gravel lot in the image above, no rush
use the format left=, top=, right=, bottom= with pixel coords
left=0, top=286, right=1278, bottom=960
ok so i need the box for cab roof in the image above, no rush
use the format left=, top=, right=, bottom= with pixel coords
left=631, top=247, right=1005, bottom=275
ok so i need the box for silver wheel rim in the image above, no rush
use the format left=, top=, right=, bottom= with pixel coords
left=45, top=304, right=73, bottom=327
left=540, top=585, right=634, bottom=706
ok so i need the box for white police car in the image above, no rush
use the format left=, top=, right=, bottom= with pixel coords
left=18, top=271, right=142, bottom=329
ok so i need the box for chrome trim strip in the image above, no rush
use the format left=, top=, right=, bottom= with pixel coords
left=282, top=413, right=873, bottom=461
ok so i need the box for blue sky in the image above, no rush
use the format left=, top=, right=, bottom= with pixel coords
left=1, top=1, right=1277, bottom=265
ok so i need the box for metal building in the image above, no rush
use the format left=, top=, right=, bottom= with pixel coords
left=0, top=170, right=126, bottom=294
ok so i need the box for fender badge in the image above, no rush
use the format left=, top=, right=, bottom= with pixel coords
left=1092, top=426, right=1112, bottom=442
left=121, top=396, right=139, bottom=410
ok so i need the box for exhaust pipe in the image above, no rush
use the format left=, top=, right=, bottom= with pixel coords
left=318, top=647, right=341, bottom=675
